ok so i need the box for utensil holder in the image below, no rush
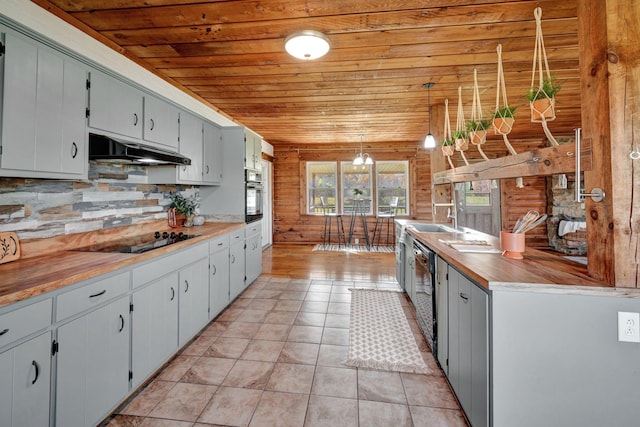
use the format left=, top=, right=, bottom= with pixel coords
left=500, top=231, right=525, bottom=259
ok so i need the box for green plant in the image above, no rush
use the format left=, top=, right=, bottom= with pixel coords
left=169, top=192, right=199, bottom=216
left=465, top=118, right=492, bottom=132
left=442, top=138, right=455, bottom=146
left=352, top=188, right=363, bottom=196
left=493, top=105, right=517, bottom=119
left=527, top=77, right=562, bottom=101
left=452, top=129, right=468, bottom=140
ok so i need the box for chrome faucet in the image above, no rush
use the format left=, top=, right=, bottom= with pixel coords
left=431, top=176, right=458, bottom=229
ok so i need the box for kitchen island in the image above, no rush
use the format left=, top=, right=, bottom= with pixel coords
left=398, top=220, right=640, bottom=427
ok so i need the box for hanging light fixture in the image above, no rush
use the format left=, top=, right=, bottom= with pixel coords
left=423, top=82, right=437, bottom=149
left=353, top=135, right=373, bottom=166
left=285, top=30, right=330, bottom=60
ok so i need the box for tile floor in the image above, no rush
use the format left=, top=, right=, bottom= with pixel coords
left=106, top=277, right=468, bottom=427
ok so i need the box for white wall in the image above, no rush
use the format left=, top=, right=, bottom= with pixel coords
left=0, top=0, right=236, bottom=128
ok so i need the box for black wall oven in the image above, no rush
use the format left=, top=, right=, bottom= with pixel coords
left=245, top=170, right=263, bottom=223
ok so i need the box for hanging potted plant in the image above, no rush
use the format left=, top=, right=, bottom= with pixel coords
left=168, top=192, right=199, bottom=228
left=465, top=118, right=492, bottom=145
left=527, top=76, right=561, bottom=121
left=441, top=138, right=455, bottom=157
left=453, top=129, right=468, bottom=151
left=492, top=105, right=516, bottom=134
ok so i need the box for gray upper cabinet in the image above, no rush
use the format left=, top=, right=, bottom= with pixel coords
left=244, top=128, right=262, bottom=171
left=143, top=95, right=180, bottom=152
left=88, top=71, right=143, bottom=140
left=203, top=121, right=223, bottom=185
left=177, top=112, right=204, bottom=183
left=0, top=28, right=87, bottom=179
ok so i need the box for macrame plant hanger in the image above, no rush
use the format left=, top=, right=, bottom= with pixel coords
left=441, top=99, right=456, bottom=169
left=470, top=69, right=489, bottom=161
left=455, top=86, right=470, bottom=166
left=530, top=6, right=559, bottom=146
left=495, top=44, right=524, bottom=188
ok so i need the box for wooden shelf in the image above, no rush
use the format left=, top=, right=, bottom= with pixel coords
left=433, top=140, right=592, bottom=183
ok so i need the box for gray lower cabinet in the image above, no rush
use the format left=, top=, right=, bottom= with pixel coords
left=55, top=295, right=130, bottom=427
left=131, top=273, right=179, bottom=389
left=0, top=332, right=51, bottom=427
left=178, top=258, right=210, bottom=346
left=447, top=266, right=489, bottom=427
left=245, top=221, right=263, bottom=286
left=209, top=235, right=231, bottom=319
left=229, top=229, right=246, bottom=301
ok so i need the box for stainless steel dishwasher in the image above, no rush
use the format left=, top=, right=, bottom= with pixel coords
left=413, top=240, right=437, bottom=355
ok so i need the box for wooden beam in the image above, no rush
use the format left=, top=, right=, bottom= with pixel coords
left=433, top=141, right=591, bottom=183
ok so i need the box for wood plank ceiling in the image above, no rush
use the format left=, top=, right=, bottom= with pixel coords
left=33, top=0, right=581, bottom=149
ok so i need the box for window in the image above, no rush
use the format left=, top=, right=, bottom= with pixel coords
left=341, top=162, right=372, bottom=214
left=307, top=162, right=337, bottom=214
left=305, top=160, right=409, bottom=215
left=464, top=180, right=491, bottom=206
left=376, top=161, right=409, bottom=215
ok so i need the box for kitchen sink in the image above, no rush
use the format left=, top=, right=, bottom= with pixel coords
left=408, top=223, right=459, bottom=233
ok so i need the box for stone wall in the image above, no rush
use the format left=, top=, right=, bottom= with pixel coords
left=0, top=163, right=197, bottom=240
left=546, top=176, right=587, bottom=255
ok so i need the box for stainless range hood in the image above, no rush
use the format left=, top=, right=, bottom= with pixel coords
left=89, top=133, right=191, bottom=166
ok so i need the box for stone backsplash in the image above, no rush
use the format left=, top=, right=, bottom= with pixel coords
left=0, top=163, right=198, bottom=240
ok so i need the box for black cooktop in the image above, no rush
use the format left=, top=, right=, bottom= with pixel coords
left=74, top=231, right=198, bottom=254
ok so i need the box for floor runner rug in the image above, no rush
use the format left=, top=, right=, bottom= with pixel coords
left=312, top=244, right=394, bottom=253
left=344, top=288, right=430, bottom=374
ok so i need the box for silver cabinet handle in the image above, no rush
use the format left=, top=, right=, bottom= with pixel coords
left=459, top=292, right=469, bottom=302
left=212, top=265, right=217, bottom=275
left=206, top=165, right=210, bottom=174
left=231, top=255, right=236, bottom=264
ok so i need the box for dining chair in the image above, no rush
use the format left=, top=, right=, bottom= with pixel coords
left=372, top=196, right=399, bottom=247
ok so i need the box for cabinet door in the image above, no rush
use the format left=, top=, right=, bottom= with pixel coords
left=457, top=274, right=473, bottom=415
left=56, top=295, right=130, bottom=427
left=178, top=112, right=204, bottom=183
left=143, top=95, right=179, bottom=151
left=88, top=71, right=143, bottom=139
left=470, top=283, right=489, bottom=427
left=178, top=258, right=209, bottom=346
left=210, top=248, right=230, bottom=319
left=404, top=238, right=415, bottom=302
left=203, top=122, right=223, bottom=184
left=0, top=332, right=51, bottom=427
left=229, top=241, right=246, bottom=300
left=447, top=267, right=461, bottom=392
left=0, top=31, right=37, bottom=172
left=59, top=59, right=87, bottom=175
left=131, top=273, right=179, bottom=389
left=245, top=233, right=262, bottom=286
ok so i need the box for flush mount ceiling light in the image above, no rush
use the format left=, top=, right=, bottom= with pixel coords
left=285, top=30, right=330, bottom=60
left=423, top=82, right=437, bottom=149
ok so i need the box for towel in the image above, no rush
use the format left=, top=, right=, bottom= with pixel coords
left=398, top=224, right=407, bottom=244
left=558, top=220, right=586, bottom=237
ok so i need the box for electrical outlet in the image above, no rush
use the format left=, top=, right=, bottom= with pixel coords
left=618, top=312, right=640, bottom=343
left=354, top=238, right=359, bottom=245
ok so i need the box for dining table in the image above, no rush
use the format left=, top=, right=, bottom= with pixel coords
left=345, top=198, right=371, bottom=248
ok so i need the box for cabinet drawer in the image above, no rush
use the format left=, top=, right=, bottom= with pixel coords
left=0, top=299, right=52, bottom=348
left=56, top=272, right=129, bottom=321
left=209, top=233, right=230, bottom=253
left=245, top=222, right=261, bottom=237
left=230, top=228, right=244, bottom=243
left=133, top=242, right=209, bottom=288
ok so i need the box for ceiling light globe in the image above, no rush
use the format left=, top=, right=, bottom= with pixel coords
left=353, top=155, right=364, bottom=166
left=364, top=156, right=374, bottom=165
left=424, top=133, right=436, bottom=149
left=285, top=30, right=330, bottom=60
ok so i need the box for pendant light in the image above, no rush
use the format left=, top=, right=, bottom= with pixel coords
left=423, top=82, right=437, bottom=149
left=353, top=135, right=373, bottom=166
left=285, top=30, right=330, bottom=60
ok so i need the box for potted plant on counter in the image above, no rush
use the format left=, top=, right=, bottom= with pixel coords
left=168, top=192, right=199, bottom=227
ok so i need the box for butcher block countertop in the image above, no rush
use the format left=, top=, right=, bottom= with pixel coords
left=401, top=221, right=640, bottom=298
left=0, top=222, right=244, bottom=309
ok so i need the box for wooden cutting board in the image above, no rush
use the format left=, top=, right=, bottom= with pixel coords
left=0, top=232, right=21, bottom=264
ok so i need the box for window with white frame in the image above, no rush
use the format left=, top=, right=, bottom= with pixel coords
left=341, top=162, right=372, bottom=215
left=376, top=161, right=409, bottom=215
left=307, top=162, right=338, bottom=214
